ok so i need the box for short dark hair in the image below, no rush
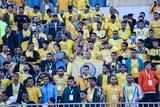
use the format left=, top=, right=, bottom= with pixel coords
left=140, top=12, right=145, bottom=16
left=111, top=14, right=116, bottom=19
left=7, top=4, right=13, bottom=9
left=122, top=42, right=128, bottom=47
left=111, top=52, right=117, bottom=55
left=68, top=76, right=74, bottom=81
left=144, top=61, right=151, bottom=66
left=130, top=48, right=137, bottom=52
left=120, top=64, right=126, bottom=68
left=103, top=64, right=110, bottom=70
left=13, top=72, right=19, bottom=77
left=54, top=43, right=61, bottom=50
left=35, top=63, right=42, bottom=68
left=19, top=6, right=24, bottom=9
left=149, top=29, right=154, bottom=32
left=33, top=5, right=39, bottom=9
left=7, top=53, right=13, bottom=57
left=83, top=65, right=89, bottom=69
left=68, top=5, right=73, bottom=9
left=2, top=61, right=10, bottom=66
left=27, top=77, right=34, bottom=82
left=58, top=66, right=65, bottom=70
left=46, top=9, right=52, bottom=13
left=81, top=90, right=87, bottom=95
left=78, top=30, right=84, bottom=35
left=138, top=39, right=145, bottom=44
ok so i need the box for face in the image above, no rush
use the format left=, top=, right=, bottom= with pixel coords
left=78, top=32, right=83, bottom=38
left=122, top=44, right=127, bottom=50
left=88, top=43, right=94, bottom=49
left=4, top=64, right=10, bottom=70
left=46, top=54, right=52, bottom=61
left=102, top=66, right=107, bottom=74
left=48, top=35, right=53, bottom=41
left=90, top=34, right=96, bottom=41
left=78, top=23, right=83, bottom=29
left=58, top=68, right=64, bottom=75
left=19, top=8, right=24, bottom=14
left=15, top=48, right=22, bottom=55
left=110, top=76, right=117, bottom=85
left=111, top=53, right=117, bottom=60
left=126, top=75, right=133, bottom=83
left=22, top=93, right=28, bottom=101
left=146, top=63, right=152, bottom=70
left=138, top=22, right=144, bottom=29
left=85, top=52, right=91, bottom=59
left=140, top=13, right=145, bottom=18
left=90, top=79, right=96, bottom=87
left=53, top=16, right=58, bottom=21
left=21, top=0, right=26, bottom=5
left=61, top=34, right=67, bottom=41
left=153, top=41, right=158, bottom=47
left=131, top=50, right=137, bottom=58
left=22, top=23, right=28, bottom=30
left=6, top=55, right=12, bottom=62
left=95, top=5, right=100, bottom=11
left=27, top=79, right=34, bottom=87
left=62, top=59, right=68, bottom=65
left=7, top=6, right=13, bottom=12
left=23, top=64, right=30, bottom=71
left=42, top=43, right=48, bottom=49
left=28, top=44, right=34, bottom=50
left=36, top=25, right=42, bottom=32
left=2, top=46, right=8, bottom=52
left=54, top=45, right=60, bottom=52
left=34, top=65, right=40, bottom=72
left=68, top=79, right=74, bottom=87
left=109, top=7, right=115, bottom=14
left=111, top=18, right=116, bottom=23
left=97, top=23, right=102, bottom=29
left=5, top=27, right=11, bottom=33
left=120, top=66, right=126, bottom=72
left=20, top=56, right=26, bottom=63
left=137, top=41, right=143, bottom=48
left=43, top=77, right=49, bottom=84
left=154, top=13, right=159, bottom=20
left=80, top=92, right=86, bottom=100
left=83, top=67, right=89, bottom=75
left=149, top=31, right=154, bottom=37
left=122, top=23, right=126, bottom=29
left=76, top=47, right=82, bottom=54
left=12, top=74, right=19, bottom=82
left=113, top=31, right=118, bottom=36
left=33, top=17, right=39, bottom=23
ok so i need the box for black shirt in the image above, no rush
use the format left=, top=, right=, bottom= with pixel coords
left=14, top=15, right=29, bottom=31
left=145, top=37, right=154, bottom=50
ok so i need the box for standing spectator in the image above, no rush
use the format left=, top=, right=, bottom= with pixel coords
left=139, top=12, right=150, bottom=26
left=46, top=14, right=62, bottom=40
left=127, top=13, right=137, bottom=32
left=55, top=23, right=72, bottom=42
left=126, top=49, right=144, bottom=83
left=149, top=39, right=160, bottom=66
left=139, top=61, right=159, bottom=103
left=145, top=29, right=155, bottom=50
left=2, top=26, right=18, bottom=54
left=27, top=77, right=42, bottom=104
left=93, top=3, right=104, bottom=21
left=73, top=0, right=89, bottom=11
left=19, top=0, right=31, bottom=16
left=13, top=47, right=22, bottom=63
left=40, top=75, right=57, bottom=104
left=76, top=65, right=90, bottom=90
left=6, top=53, right=16, bottom=73
left=13, top=54, right=35, bottom=76
left=59, top=33, right=74, bottom=57
left=7, top=0, right=18, bottom=12
left=119, top=21, right=131, bottom=40
left=123, top=74, right=143, bottom=106
left=150, top=0, right=159, bottom=14
left=20, top=92, right=36, bottom=107
left=0, top=45, right=9, bottom=67
left=41, top=53, right=55, bottom=74
left=29, top=5, right=42, bottom=20
left=53, top=66, right=68, bottom=102
left=14, top=6, right=30, bottom=31
left=60, top=76, right=81, bottom=103
left=116, top=64, right=128, bottom=87
left=136, top=39, right=150, bottom=63
left=22, top=42, right=40, bottom=65
left=149, top=12, right=160, bottom=41
left=40, top=0, right=55, bottom=18
left=0, top=0, right=8, bottom=19
left=97, top=64, right=111, bottom=89
left=85, top=77, right=105, bottom=103
left=56, top=0, right=71, bottom=13
left=5, top=73, right=27, bottom=104
left=103, top=75, right=123, bottom=106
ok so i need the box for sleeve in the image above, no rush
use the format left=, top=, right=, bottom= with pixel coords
left=138, top=72, right=144, bottom=92
left=37, top=88, right=42, bottom=98
left=137, top=85, right=143, bottom=100
left=53, top=86, right=58, bottom=103
left=55, top=32, right=61, bottom=42
left=154, top=72, right=160, bottom=84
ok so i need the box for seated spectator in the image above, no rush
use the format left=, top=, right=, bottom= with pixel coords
left=13, top=47, right=22, bottom=63
left=29, top=5, right=42, bottom=20
left=21, top=92, right=36, bottom=107
left=145, top=29, right=155, bottom=50
left=0, top=45, right=9, bottom=67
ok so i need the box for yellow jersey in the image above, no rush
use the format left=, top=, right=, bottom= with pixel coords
left=116, top=72, right=128, bottom=87
left=73, top=0, right=89, bottom=10
left=149, top=19, right=160, bottom=38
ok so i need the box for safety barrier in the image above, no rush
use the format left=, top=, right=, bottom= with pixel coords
left=0, top=102, right=160, bottom=107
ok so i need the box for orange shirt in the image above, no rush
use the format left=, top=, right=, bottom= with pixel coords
left=138, top=70, right=159, bottom=93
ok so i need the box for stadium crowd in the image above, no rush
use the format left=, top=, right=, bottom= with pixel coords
left=0, top=0, right=160, bottom=106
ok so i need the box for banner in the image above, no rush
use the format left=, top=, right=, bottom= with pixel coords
left=72, top=60, right=104, bottom=79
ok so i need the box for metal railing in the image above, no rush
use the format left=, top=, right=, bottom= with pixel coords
left=0, top=102, right=160, bottom=107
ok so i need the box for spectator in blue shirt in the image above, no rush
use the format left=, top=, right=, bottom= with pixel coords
left=40, top=75, right=57, bottom=104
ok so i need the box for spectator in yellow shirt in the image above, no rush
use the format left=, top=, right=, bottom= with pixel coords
left=56, top=0, right=71, bottom=13
left=92, top=4, right=104, bottom=21
left=63, top=6, right=77, bottom=24
left=108, top=30, right=123, bottom=50
left=150, top=0, right=159, bottom=14
left=0, top=69, right=10, bottom=92
left=105, top=14, right=121, bottom=38
left=73, top=0, right=89, bottom=11
left=19, top=0, right=31, bottom=16
left=70, top=45, right=84, bottom=60
left=29, top=5, right=42, bottom=20
left=59, top=33, right=75, bottom=57
left=27, top=77, right=42, bottom=104
left=87, top=41, right=98, bottom=60
left=66, top=16, right=77, bottom=40
left=149, top=12, right=160, bottom=39
left=62, top=57, right=72, bottom=76
left=119, top=21, right=131, bottom=40
left=89, top=33, right=102, bottom=51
